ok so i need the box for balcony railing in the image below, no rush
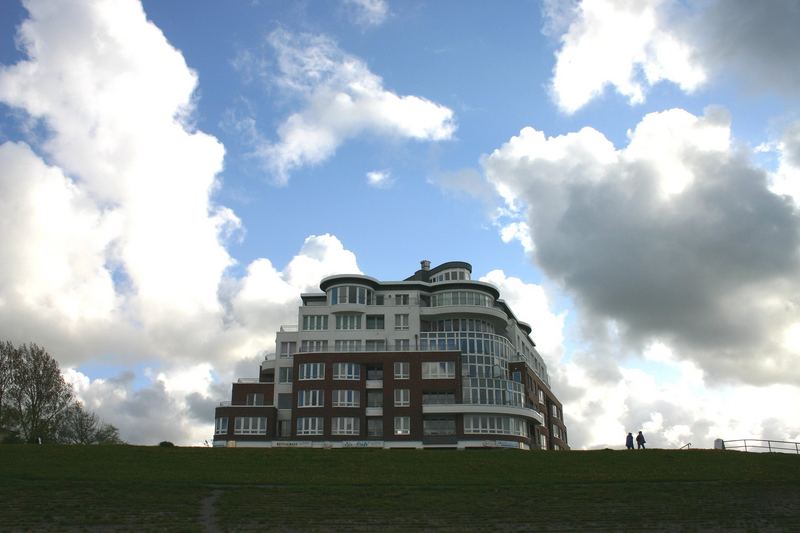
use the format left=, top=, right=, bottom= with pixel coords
left=279, top=325, right=298, bottom=332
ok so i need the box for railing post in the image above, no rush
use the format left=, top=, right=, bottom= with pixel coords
left=744, top=440, right=748, bottom=452
left=768, top=440, right=772, bottom=453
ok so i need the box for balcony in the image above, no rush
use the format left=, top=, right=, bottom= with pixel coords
left=365, top=407, right=383, bottom=417
left=366, top=379, right=383, bottom=389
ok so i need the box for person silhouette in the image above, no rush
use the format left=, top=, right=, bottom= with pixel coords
left=626, top=432, right=634, bottom=450
left=636, top=431, right=646, bottom=449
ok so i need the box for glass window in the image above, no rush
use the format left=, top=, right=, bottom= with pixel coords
left=278, top=367, right=293, bottom=383
left=296, top=417, right=324, bottom=435
left=277, top=393, right=292, bottom=409
left=331, top=417, right=360, bottom=436
left=394, top=339, right=410, bottom=351
left=422, top=391, right=455, bottom=404
left=393, top=361, right=409, bottom=380
left=421, top=361, right=456, bottom=379
left=336, top=314, right=361, bottom=330
left=551, top=405, right=559, bottom=419
left=279, top=342, right=296, bottom=358
left=367, top=390, right=383, bottom=408
left=298, top=362, right=325, bottom=380
left=394, top=416, right=411, bottom=435
left=297, top=389, right=324, bottom=407
left=214, top=417, right=228, bottom=434
left=300, top=340, right=327, bottom=353
left=366, top=315, right=385, bottom=329
left=332, top=389, right=360, bottom=407
left=367, top=418, right=383, bottom=438
left=334, top=339, right=362, bottom=352
left=246, top=393, right=264, bottom=406
left=278, top=420, right=291, bottom=437
left=423, top=417, right=456, bottom=436
left=394, top=314, right=409, bottom=330
left=333, top=362, right=360, bottom=380
left=394, top=389, right=410, bottom=407
left=302, top=315, right=328, bottom=330
left=365, top=340, right=386, bottom=351
left=538, top=390, right=544, bottom=404
left=395, top=294, right=409, bottom=305
left=234, top=416, right=267, bottom=435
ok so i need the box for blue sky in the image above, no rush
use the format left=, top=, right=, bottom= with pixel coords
left=1, top=0, right=799, bottom=447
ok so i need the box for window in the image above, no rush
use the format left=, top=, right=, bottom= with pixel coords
left=394, top=339, right=410, bottom=351
left=330, top=285, right=371, bottom=305
left=336, top=314, right=361, bottom=330
left=246, top=393, right=265, bottom=406
left=277, top=393, right=292, bottom=409
left=463, top=415, right=526, bottom=437
left=393, top=361, right=409, bottom=380
left=366, top=364, right=383, bottom=380
left=423, top=417, right=455, bottom=436
left=551, top=405, right=559, bottom=419
left=278, top=367, right=293, bottom=383
left=335, top=339, right=361, bottom=352
left=299, top=362, right=325, bottom=380
left=395, top=294, right=409, bottom=305
left=538, top=390, right=544, bottom=404
left=214, top=417, right=228, bottom=434
left=394, top=416, right=411, bottom=435
left=331, top=417, right=360, bottom=436
left=422, top=361, right=456, bottom=379
left=373, top=294, right=384, bottom=305
left=333, top=362, right=360, bottom=380
left=394, top=389, right=410, bottom=407
left=367, top=418, right=383, bottom=437
left=367, top=390, right=383, bottom=408
left=365, top=340, right=385, bottom=351
left=302, top=315, right=328, bottom=330
left=394, top=314, right=409, bottom=330
left=277, top=420, right=291, bottom=437
left=422, top=391, right=455, bottom=404
left=300, top=340, right=327, bottom=353
left=279, top=341, right=296, bottom=358
left=297, top=389, right=324, bottom=407
left=234, top=416, right=267, bottom=435
left=366, top=315, right=385, bottom=329
left=512, top=370, right=522, bottom=383
left=296, top=417, right=324, bottom=435
left=552, top=425, right=561, bottom=440
left=332, top=389, right=360, bottom=407
left=540, top=434, right=547, bottom=450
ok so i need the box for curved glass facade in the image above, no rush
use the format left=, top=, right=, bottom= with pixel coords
left=329, top=285, right=374, bottom=305
left=419, top=331, right=524, bottom=408
left=430, top=290, right=493, bottom=308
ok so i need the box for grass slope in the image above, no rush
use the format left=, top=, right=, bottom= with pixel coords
left=1, top=446, right=798, bottom=531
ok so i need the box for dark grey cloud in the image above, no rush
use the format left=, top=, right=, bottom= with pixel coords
left=695, top=0, right=800, bottom=97
left=485, top=108, right=800, bottom=385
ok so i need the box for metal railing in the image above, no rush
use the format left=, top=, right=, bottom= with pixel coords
left=723, top=439, right=800, bottom=454
left=679, top=442, right=692, bottom=450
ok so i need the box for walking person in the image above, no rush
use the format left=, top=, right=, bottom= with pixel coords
left=626, top=432, right=634, bottom=450
left=636, top=431, right=646, bottom=449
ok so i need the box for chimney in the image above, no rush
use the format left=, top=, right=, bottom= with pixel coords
left=420, top=259, right=431, bottom=271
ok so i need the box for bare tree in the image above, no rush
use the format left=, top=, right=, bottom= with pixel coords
left=57, top=401, right=123, bottom=445
left=8, top=343, right=73, bottom=443
left=0, top=341, right=14, bottom=427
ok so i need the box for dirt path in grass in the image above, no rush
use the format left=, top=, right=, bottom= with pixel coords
left=200, top=489, right=223, bottom=533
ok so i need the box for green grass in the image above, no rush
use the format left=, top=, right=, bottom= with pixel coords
left=1, top=446, right=798, bottom=531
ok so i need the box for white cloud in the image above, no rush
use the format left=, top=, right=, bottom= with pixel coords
left=479, top=270, right=565, bottom=364
left=549, top=0, right=705, bottom=113
left=344, top=0, right=389, bottom=27
left=246, top=30, right=455, bottom=183
left=366, top=169, right=393, bottom=189
left=546, top=0, right=800, bottom=112
left=769, top=121, right=800, bottom=205
left=0, top=1, right=366, bottom=445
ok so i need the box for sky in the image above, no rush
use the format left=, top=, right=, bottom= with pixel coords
left=1, top=0, right=799, bottom=448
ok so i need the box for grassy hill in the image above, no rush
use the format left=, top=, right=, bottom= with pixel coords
left=1, top=446, right=798, bottom=531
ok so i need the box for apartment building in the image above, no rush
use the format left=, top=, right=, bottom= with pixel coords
left=213, top=260, right=569, bottom=450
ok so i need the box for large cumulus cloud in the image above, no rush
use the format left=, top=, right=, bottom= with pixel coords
left=485, top=107, right=800, bottom=386
left=0, top=0, right=363, bottom=444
